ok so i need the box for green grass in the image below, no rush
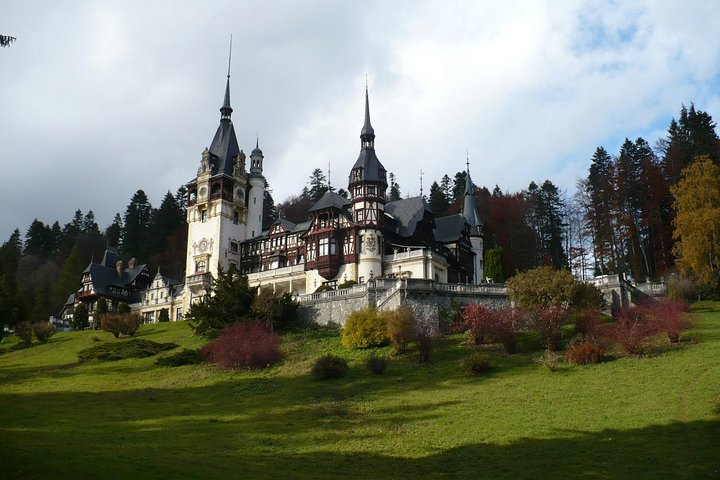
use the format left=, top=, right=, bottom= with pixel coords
left=1, top=305, right=719, bottom=479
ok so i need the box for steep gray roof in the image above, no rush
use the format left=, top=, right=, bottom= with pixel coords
left=208, top=77, right=240, bottom=177
left=384, top=196, right=430, bottom=237
left=462, top=169, right=483, bottom=234
left=348, top=88, right=387, bottom=188
left=309, top=191, right=350, bottom=212
left=434, top=214, right=468, bottom=244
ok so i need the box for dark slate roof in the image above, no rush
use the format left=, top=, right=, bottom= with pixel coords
left=434, top=214, right=467, bottom=243
left=462, top=169, right=483, bottom=234
left=101, top=246, right=119, bottom=268
left=361, top=87, right=375, bottom=137
left=309, top=191, right=350, bottom=212
left=273, top=217, right=297, bottom=232
left=384, top=197, right=431, bottom=237
left=208, top=121, right=240, bottom=177
left=64, top=293, right=76, bottom=307
left=350, top=149, right=387, bottom=186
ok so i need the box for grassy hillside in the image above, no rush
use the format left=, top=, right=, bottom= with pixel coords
left=1, top=304, right=719, bottom=479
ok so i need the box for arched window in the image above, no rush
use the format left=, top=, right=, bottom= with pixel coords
left=195, top=260, right=206, bottom=273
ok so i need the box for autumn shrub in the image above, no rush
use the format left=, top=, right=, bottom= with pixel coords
left=32, top=322, right=55, bottom=343
left=15, top=322, right=33, bottom=344
left=365, top=353, right=387, bottom=375
left=385, top=305, right=415, bottom=354
left=666, top=275, right=696, bottom=301
left=533, top=306, right=570, bottom=351
left=199, top=321, right=282, bottom=371
left=492, top=307, right=520, bottom=354
left=602, top=306, right=658, bottom=355
left=338, top=280, right=358, bottom=289
left=573, top=307, right=602, bottom=337
left=565, top=342, right=604, bottom=365
left=341, top=308, right=388, bottom=349
left=414, top=316, right=437, bottom=364
left=643, top=300, right=690, bottom=343
left=311, top=355, right=349, bottom=379
left=463, top=352, right=493, bottom=375
left=458, top=303, right=495, bottom=344
left=155, top=348, right=202, bottom=367
left=101, top=315, right=123, bottom=338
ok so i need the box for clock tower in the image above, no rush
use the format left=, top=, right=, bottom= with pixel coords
left=183, top=73, right=252, bottom=311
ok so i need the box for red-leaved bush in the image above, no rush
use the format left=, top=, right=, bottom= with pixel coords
left=565, top=342, right=604, bottom=365
left=458, top=304, right=519, bottom=353
left=642, top=300, right=690, bottom=343
left=573, top=307, right=602, bottom=337
left=533, top=306, right=569, bottom=352
left=458, top=303, right=495, bottom=344
left=200, top=321, right=282, bottom=370
left=601, top=306, right=658, bottom=355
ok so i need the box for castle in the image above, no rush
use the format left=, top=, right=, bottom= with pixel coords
left=60, top=74, right=494, bottom=327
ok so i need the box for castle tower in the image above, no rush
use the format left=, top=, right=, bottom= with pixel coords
left=183, top=72, right=250, bottom=309
left=462, top=162, right=484, bottom=283
left=246, top=138, right=265, bottom=239
left=349, top=87, right=387, bottom=282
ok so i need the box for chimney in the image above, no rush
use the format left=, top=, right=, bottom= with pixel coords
left=116, top=260, right=123, bottom=277
left=128, top=258, right=136, bottom=270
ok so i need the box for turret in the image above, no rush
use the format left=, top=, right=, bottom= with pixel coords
left=247, top=138, right=265, bottom=238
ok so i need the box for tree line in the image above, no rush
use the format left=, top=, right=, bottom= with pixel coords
left=0, top=187, right=188, bottom=337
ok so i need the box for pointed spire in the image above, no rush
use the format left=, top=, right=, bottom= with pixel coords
left=220, top=36, right=233, bottom=122
left=463, top=154, right=482, bottom=234
left=360, top=84, right=375, bottom=142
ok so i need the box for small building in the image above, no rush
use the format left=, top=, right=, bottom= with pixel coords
left=134, top=269, right=184, bottom=323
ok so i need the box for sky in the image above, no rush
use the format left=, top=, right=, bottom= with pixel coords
left=2, top=0, right=720, bottom=242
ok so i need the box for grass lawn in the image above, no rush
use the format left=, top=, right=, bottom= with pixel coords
left=1, top=303, right=719, bottom=479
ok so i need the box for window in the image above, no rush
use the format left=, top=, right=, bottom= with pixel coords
left=229, top=261, right=237, bottom=271
left=195, top=260, right=206, bottom=273
left=359, top=235, right=365, bottom=254
left=330, top=239, right=337, bottom=255
left=319, top=237, right=329, bottom=256
left=233, top=212, right=239, bottom=225
left=253, top=197, right=256, bottom=205
left=201, top=209, right=208, bottom=223
left=230, top=241, right=239, bottom=253
left=356, top=209, right=364, bottom=223
left=368, top=185, right=376, bottom=195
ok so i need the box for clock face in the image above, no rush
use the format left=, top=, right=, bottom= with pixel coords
left=236, top=188, right=245, bottom=200
left=199, top=240, right=208, bottom=252
left=199, top=186, right=207, bottom=198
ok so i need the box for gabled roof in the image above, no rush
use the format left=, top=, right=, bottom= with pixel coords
left=384, top=196, right=431, bottom=237
left=434, top=214, right=470, bottom=244
left=309, top=191, right=350, bottom=212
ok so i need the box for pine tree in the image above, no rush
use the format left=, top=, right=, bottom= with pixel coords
left=106, top=213, right=123, bottom=248
left=428, top=181, right=449, bottom=217
left=52, top=245, right=83, bottom=312
left=388, top=173, right=401, bottom=201
left=122, top=190, right=153, bottom=259
left=451, top=171, right=467, bottom=201
left=307, top=168, right=329, bottom=201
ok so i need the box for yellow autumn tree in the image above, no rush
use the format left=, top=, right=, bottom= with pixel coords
left=671, top=156, right=720, bottom=287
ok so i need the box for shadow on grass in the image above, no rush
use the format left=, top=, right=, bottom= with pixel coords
left=0, top=378, right=717, bottom=480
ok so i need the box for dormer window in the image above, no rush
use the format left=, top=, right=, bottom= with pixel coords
left=352, top=168, right=362, bottom=182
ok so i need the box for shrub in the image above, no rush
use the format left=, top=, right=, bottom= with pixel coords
left=90, top=335, right=102, bottom=342
left=573, top=307, right=602, bottom=337
left=119, top=313, right=143, bottom=336
left=533, top=306, right=569, bottom=351
left=15, top=322, right=33, bottom=344
left=341, top=308, right=388, bottom=349
left=117, top=302, right=131, bottom=314
left=32, top=322, right=55, bottom=343
left=199, top=321, right=282, bottom=370
left=463, top=352, right=493, bottom=375
left=338, top=280, right=358, bottom=289
left=534, top=349, right=562, bottom=371
left=565, top=342, right=604, bottom=365
left=385, top=305, right=415, bottom=354
left=572, top=282, right=605, bottom=310
left=311, top=355, right=349, bottom=379
left=102, top=313, right=143, bottom=338
left=251, top=290, right=299, bottom=331
left=365, top=353, right=387, bottom=375
left=643, top=300, right=690, bottom=343
left=492, top=307, right=520, bottom=354
left=72, top=303, right=89, bottom=330
left=158, top=308, right=170, bottom=323
left=414, top=316, right=437, bottom=364
left=601, top=306, right=658, bottom=355
left=315, top=284, right=334, bottom=293
left=155, top=348, right=202, bottom=367
left=458, top=303, right=495, bottom=344
left=78, top=339, right=177, bottom=362
left=666, top=275, right=696, bottom=301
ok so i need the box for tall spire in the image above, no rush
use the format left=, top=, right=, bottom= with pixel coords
left=463, top=154, right=482, bottom=234
left=360, top=84, right=375, bottom=146
left=220, top=35, right=233, bottom=122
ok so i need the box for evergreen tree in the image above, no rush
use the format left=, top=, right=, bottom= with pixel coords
left=175, top=186, right=188, bottom=213
left=263, top=189, right=278, bottom=229
left=24, top=219, right=54, bottom=258
left=82, top=211, right=100, bottom=234
left=52, top=245, right=83, bottom=312
left=307, top=168, right=329, bottom=201
left=73, top=303, right=89, bottom=330
left=388, top=172, right=401, bottom=201
left=428, top=181, right=449, bottom=217
left=106, top=213, right=123, bottom=248
left=584, top=147, right=619, bottom=275
left=0, top=230, right=22, bottom=336
left=122, top=190, right=153, bottom=259
left=440, top=174, right=452, bottom=201
left=451, top=171, right=467, bottom=201
left=484, top=247, right=504, bottom=282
